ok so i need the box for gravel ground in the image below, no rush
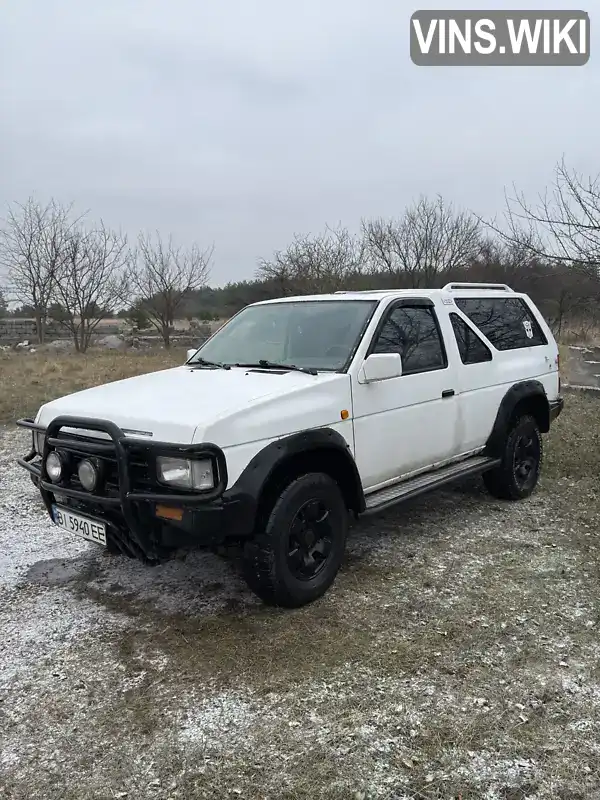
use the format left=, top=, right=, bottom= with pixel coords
left=1, top=404, right=600, bottom=800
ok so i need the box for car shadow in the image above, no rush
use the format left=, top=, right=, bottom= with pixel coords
left=23, top=476, right=491, bottom=621
left=24, top=544, right=258, bottom=619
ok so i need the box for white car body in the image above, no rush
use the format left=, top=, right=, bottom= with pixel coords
left=34, top=284, right=560, bottom=491
left=20, top=282, right=563, bottom=606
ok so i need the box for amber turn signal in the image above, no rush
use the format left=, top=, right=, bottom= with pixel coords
left=340, top=409, right=350, bottom=420
left=155, top=505, right=184, bottom=521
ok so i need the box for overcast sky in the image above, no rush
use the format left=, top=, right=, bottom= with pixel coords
left=1, top=0, right=598, bottom=285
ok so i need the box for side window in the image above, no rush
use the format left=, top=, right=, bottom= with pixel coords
left=455, top=297, right=548, bottom=351
left=372, top=304, right=447, bottom=374
left=450, top=313, right=493, bottom=364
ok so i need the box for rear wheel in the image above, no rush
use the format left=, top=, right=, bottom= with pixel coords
left=483, top=414, right=542, bottom=500
left=243, top=472, right=348, bottom=607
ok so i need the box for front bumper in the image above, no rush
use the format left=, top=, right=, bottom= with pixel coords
left=549, top=397, right=564, bottom=423
left=17, top=415, right=251, bottom=561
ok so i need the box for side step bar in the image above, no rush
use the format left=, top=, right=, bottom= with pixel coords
left=363, top=456, right=500, bottom=516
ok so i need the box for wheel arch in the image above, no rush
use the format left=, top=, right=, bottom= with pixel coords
left=225, top=428, right=365, bottom=536
left=485, top=380, right=550, bottom=458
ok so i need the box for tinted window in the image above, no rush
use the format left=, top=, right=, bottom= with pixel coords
left=455, top=297, right=547, bottom=351
left=372, top=305, right=446, bottom=373
left=450, top=313, right=492, bottom=364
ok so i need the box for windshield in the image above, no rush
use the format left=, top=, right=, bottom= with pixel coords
left=189, top=300, right=377, bottom=372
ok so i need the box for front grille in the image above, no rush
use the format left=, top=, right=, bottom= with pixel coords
left=19, top=414, right=229, bottom=563
left=43, top=433, right=162, bottom=560
left=20, top=415, right=227, bottom=507
left=51, top=432, right=155, bottom=497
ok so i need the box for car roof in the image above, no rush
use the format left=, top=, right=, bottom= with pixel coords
left=250, top=284, right=525, bottom=306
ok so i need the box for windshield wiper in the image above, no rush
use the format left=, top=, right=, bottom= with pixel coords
left=189, top=358, right=231, bottom=370
left=232, top=360, right=317, bottom=376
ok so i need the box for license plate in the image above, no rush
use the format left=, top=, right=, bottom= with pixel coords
left=52, top=505, right=107, bottom=546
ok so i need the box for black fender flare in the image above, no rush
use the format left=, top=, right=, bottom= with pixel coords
left=223, top=427, right=365, bottom=535
left=485, top=380, right=550, bottom=457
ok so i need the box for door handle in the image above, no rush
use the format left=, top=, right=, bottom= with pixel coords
left=441, top=389, right=455, bottom=399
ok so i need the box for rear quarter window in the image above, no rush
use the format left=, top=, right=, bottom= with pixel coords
left=455, top=297, right=548, bottom=351
left=450, top=313, right=493, bottom=364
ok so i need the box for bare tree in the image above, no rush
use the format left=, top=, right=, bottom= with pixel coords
left=487, top=159, right=600, bottom=276
left=0, top=198, right=78, bottom=343
left=363, top=196, right=482, bottom=288
left=466, top=236, right=548, bottom=289
left=257, top=225, right=365, bottom=294
left=129, top=232, right=212, bottom=347
left=52, top=224, right=129, bottom=352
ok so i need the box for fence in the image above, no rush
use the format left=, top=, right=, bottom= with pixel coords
left=0, top=318, right=122, bottom=345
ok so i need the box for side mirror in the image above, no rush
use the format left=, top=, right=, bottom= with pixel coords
left=186, top=348, right=197, bottom=362
left=360, top=353, right=402, bottom=383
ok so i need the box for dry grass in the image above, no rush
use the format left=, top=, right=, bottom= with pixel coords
left=0, top=348, right=185, bottom=424
left=559, top=323, right=600, bottom=347
left=1, top=347, right=599, bottom=799
left=1, top=392, right=600, bottom=799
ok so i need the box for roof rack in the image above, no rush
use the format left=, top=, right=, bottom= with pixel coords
left=442, top=282, right=513, bottom=292
left=334, top=290, right=394, bottom=295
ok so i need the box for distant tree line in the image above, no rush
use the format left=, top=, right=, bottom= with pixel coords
left=0, top=201, right=212, bottom=350
left=2, top=158, right=600, bottom=349
left=185, top=163, right=600, bottom=340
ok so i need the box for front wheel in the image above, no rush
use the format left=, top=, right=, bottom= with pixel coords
left=483, top=414, right=543, bottom=500
left=243, top=472, right=348, bottom=608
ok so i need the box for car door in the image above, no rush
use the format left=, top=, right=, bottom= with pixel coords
left=352, top=299, right=461, bottom=491
left=446, top=310, right=497, bottom=453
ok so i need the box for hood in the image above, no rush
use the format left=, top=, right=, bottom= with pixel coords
left=36, top=365, right=344, bottom=444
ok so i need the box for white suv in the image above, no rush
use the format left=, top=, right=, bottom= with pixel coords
left=18, top=283, right=563, bottom=607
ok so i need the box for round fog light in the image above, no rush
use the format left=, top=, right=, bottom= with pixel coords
left=78, top=459, right=99, bottom=492
left=46, top=452, right=63, bottom=483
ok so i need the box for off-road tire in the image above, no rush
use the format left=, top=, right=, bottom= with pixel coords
left=483, top=414, right=543, bottom=500
left=243, top=472, right=348, bottom=607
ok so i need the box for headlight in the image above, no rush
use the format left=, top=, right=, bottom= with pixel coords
left=46, top=452, right=64, bottom=483
left=156, top=457, right=215, bottom=491
left=33, top=430, right=45, bottom=455
left=78, top=459, right=99, bottom=492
